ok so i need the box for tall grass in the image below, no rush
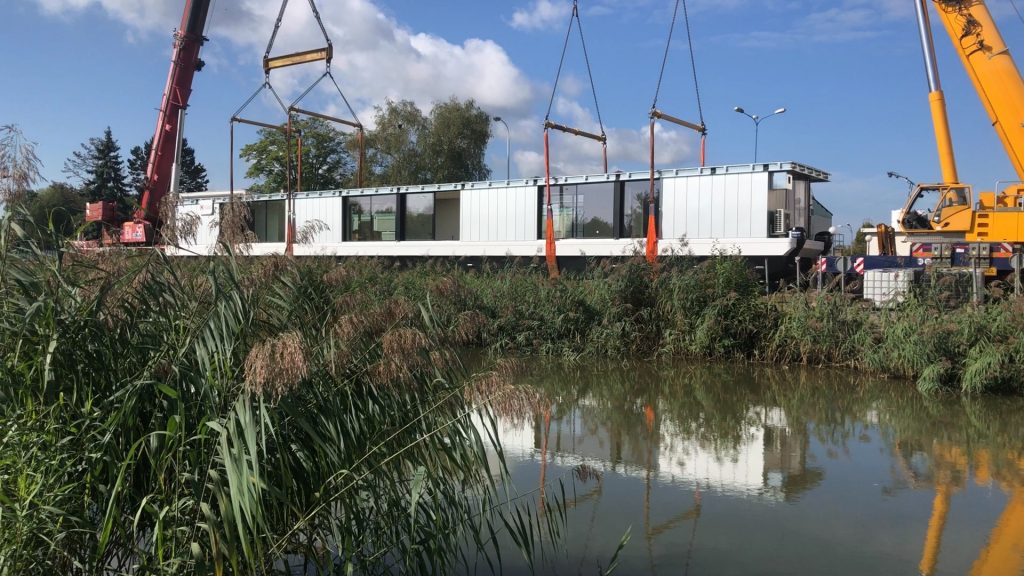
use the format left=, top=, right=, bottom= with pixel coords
left=0, top=216, right=573, bottom=574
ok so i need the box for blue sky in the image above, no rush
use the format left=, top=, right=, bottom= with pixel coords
left=4, top=0, right=1024, bottom=230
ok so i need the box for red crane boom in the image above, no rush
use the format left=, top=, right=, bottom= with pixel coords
left=120, top=0, right=211, bottom=244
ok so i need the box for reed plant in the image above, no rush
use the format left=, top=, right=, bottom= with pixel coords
left=0, top=215, right=572, bottom=575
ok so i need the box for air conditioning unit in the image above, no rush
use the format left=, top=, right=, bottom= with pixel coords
left=771, top=209, right=790, bottom=236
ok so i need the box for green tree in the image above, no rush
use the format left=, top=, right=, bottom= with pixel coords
left=362, top=98, right=492, bottom=186
left=239, top=116, right=354, bottom=194
left=421, top=97, right=492, bottom=183
left=363, top=100, right=430, bottom=187
left=127, top=137, right=209, bottom=195
left=850, top=221, right=874, bottom=254
left=64, top=127, right=130, bottom=217
left=23, top=182, right=84, bottom=247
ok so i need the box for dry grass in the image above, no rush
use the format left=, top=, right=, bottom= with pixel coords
left=452, top=310, right=489, bottom=346
left=464, top=359, right=547, bottom=424
left=212, top=201, right=256, bottom=254
left=381, top=328, right=429, bottom=357
left=244, top=331, right=309, bottom=399
left=157, top=192, right=200, bottom=247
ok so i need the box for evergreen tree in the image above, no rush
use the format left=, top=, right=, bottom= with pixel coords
left=65, top=127, right=130, bottom=217
left=127, top=138, right=209, bottom=195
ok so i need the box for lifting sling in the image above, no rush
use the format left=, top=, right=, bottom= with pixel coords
left=647, top=0, right=706, bottom=263
left=543, top=0, right=609, bottom=278
left=229, top=0, right=351, bottom=255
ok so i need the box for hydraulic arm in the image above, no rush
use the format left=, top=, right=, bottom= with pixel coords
left=899, top=0, right=1024, bottom=240
left=122, top=0, right=211, bottom=244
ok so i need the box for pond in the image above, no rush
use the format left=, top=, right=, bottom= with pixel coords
left=483, top=360, right=1024, bottom=575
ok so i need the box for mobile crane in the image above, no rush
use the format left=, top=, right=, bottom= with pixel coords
left=895, top=0, right=1024, bottom=267
left=84, top=0, right=211, bottom=244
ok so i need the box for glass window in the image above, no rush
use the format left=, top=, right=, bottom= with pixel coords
left=622, top=180, right=658, bottom=238
left=539, top=182, right=616, bottom=239
left=251, top=200, right=285, bottom=242
left=576, top=182, right=615, bottom=238
left=346, top=194, right=397, bottom=241
left=404, top=193, right=434, bottom=240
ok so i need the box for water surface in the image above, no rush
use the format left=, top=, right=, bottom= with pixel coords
left=486, top=361, right=1024, bottom=575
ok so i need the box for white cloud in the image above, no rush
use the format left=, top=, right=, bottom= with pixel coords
left=31, top=0, right=537, bottom=120
left=509, top=0, right=569, bottom=31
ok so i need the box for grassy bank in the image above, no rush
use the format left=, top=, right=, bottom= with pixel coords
left=287, top=254, right=1024, bottom=395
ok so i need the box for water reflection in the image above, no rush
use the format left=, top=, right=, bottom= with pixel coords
left=480, top=360, right=1024, bottom=575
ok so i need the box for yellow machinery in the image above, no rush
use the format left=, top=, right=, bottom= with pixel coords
left=899, top=0, right=1024, bottom=243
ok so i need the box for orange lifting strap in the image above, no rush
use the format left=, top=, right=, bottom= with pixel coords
left=647, top=0, right=707, bottom=264
left=542, top=0, right=609, bottom=278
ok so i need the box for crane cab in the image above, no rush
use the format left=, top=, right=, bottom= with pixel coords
left=898, top=183, right=973, bottom=233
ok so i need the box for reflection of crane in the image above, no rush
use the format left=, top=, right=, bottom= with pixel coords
left=912, top=443, right=1024, bottom=576
left=641, top=403, right=702, bottom=576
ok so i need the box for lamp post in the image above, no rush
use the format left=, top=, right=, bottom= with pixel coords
left=733, top=106, right=786, bottom=163
left=493, top=116, right=511, bottom=180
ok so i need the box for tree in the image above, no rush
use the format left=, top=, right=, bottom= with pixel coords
left=239, top=116, right=354, bottom=194
left=0, top=124, right=43, bottom=206
left=363, top=100, right=430, bottom=187
left=362, top=98, right=492, bottom=186
left=65, top=127, right=130, bottom=217
left=127, top=138, right=209, bottom=196
left=23, top=182, right=84, bottom=247
left=420, top=98, right=492, bottom=184
left=850, top=221, right=874, bottom=255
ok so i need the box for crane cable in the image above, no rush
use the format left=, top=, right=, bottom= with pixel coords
left=544, top=1, right=606, bottom=137
left=543, top=0, right=608, bottom=279
left=647, top=0, right=706, bottom=264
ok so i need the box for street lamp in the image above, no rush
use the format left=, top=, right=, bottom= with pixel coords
left=492, top=116, right=511, bottom=180
left=733, top=106, right=786, bottom=163
left=886, top=170, right=916, bottom=191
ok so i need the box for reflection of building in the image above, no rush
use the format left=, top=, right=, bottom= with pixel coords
left=480, top=401, right=821, bottom=502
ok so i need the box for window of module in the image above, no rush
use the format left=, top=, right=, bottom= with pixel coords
left=346, top=194, right=397, bottom=241
left=539, top=182, right=616, bottom=239
left=403, top=193, right=434, bottom=240
left=250, top=200, right=285, bottom=242
left=621, top=180, right=658, bottom=238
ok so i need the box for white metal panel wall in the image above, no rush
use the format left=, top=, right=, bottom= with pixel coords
left=295, top=196, right=344, bottom=243
left=460, top=185, right=538, bottom=241
left=662, top=172, right=770, bottom=239
left=180, top=204, right=218, bottom=247
left=749, top=173, right=769, bottom=237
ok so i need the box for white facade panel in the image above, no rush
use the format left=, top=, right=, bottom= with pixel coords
left=461, top=185, right=537, bottom=242
left=750, top=172, right=770, bottom=237
left=660, top=177, right=679, bottom=239
left=737, top=174, right=753, bottom=237
left=723, top=176, right=740, bottom=238
left=685, top=177, right=700, bottom=239
left=711, top=175, right=726, bottom=238
left=295, top=197, right=344, bottom=243
left=663, top=172, right=770, bottom=240
left=697, top=176, right=713, bottom=238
